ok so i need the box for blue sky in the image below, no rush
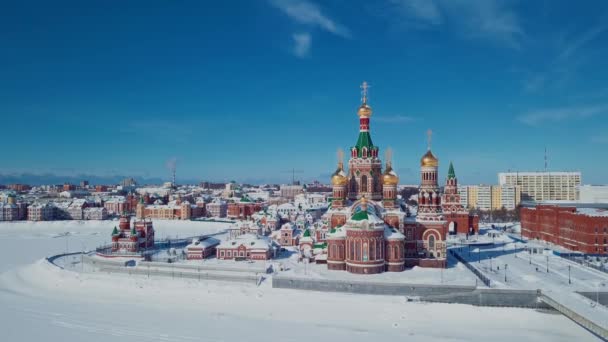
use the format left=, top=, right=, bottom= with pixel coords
left=2, top=0, right=608, bottom=185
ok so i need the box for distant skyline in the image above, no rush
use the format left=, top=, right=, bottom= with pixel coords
left=2, top=0, right=608, bottom=185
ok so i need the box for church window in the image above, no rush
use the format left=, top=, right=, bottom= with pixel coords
left=363, top=243, right=368, bottom=261
left=361, top=175, right=368, bottom=193
left=429, top=235, right=435, bottom=249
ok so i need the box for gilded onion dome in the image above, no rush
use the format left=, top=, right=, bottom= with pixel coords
left=382, top=164, right=399, bottom=185
left=420, top=150, right=438, bottom=167
left=357, top=103, right=372, bottom=118
left=331, top=164, right=348, bottom=186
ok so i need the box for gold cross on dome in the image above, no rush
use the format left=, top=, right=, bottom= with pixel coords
left=427, top=129, right=433, bottom=150
left=360, top=81, right=370, bottom=104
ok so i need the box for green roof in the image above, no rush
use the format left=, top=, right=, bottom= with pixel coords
left=112, top=226, right=118, bottom=235
left=330, top=228, right=337, bottom=233
left=303, top=229, right=311, bottom=237
left=240, top=196, right=252, bottom=203
left=447, top=161, right=456, bottom=179
left=131, top=226, right=137, bottom=235
left=313, top=242, right=327, bottom=249
left=354, top=131, right=375, bottom=157
left=351, top=210, right=369, bottom=221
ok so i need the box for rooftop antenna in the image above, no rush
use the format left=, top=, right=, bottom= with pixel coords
left=544, top=146, right=548, bottom=172
left=166, top=158, right=177, bottom=188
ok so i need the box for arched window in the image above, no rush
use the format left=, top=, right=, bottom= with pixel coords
left=355, top=240, right=361, bottom=260
left=429, top=235, right=435, bottom=249
left=363, top=243, right=368, bottom=261
left=361, top=175, right=368, bottom=193
left=394, top=245, right=399, bottom=259
left=370, top=240, right=375, bottom=260
left=331, top=244, right=337, bottom=258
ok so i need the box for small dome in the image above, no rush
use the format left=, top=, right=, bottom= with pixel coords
left=420, top=150, right=438, bottom=167
left=331, top=167, right=348, bottom=186
left=382, top=165, right=399, bottom=185
left=357, top=103, right=372, bottom=118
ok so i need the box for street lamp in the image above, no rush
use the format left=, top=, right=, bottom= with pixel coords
left=568, top=265, right=571, bottom=285
left=546, top=255, right=549, bottom=273
left=504, top=264, right=508, bottom=282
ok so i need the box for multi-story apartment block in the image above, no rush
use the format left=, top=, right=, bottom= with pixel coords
left=83, top=207, right=108, bottom=220
left=27, top=202, right=55, bottom=221
left=498, top=171, right=581, bottom=201
left=206, top=199, right=227, bottom=218
left=459, top=185, right=521, bottom=210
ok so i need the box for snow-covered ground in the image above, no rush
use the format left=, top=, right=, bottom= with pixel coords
left=454, top=239, right=608, bottom=331
left=0, top=220, right=600, bottom=341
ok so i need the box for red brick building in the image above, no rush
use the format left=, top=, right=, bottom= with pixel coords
left=227, top=199, right=262, bottom=219
left=216, top=234, right=273, bottom=261
left=186, top=237, right=220, bottom=260
left=521, top=204, right=608, bottom=255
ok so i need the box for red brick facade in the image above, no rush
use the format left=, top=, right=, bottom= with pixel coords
left=521, top=204, right=608, bottom=255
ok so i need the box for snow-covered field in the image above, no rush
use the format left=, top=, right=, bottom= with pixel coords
left=0, top=221, right=600, bottom=341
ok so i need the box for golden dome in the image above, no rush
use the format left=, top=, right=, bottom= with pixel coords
left=420, top=150, right=438, bottom=167
left=357, top=103, right=372, bottom=118
left=382, top=165, right=399, bottom=185
left=331, top=167, right=348, bottom=186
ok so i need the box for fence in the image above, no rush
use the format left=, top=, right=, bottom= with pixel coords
left=81, top=254, right=267, bottom=284
left=541, top=293, right=608, bottom=340
left=450, top=249, right=492, bottom=287
left=558, top=254, right=608, bottom=275
left=95, top=234, right=222, bottom=257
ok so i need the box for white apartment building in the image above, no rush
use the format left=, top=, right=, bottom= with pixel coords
left=579, top=185, right=608, bottom=203
left=457, top=186, right=468, bottom=208
left=498, top=171, right=581, bottom=201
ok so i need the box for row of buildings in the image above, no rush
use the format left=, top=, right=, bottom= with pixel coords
left=521, top=203, right=608, bottom=255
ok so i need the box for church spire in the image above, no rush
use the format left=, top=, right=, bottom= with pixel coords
left=447, top=161, right=456, bottom=179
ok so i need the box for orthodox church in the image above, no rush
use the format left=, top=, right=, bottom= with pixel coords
left=324, top=82, right=478, bottom=274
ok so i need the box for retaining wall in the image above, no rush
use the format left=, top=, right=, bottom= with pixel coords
left=272, top=275, right=551, bottom=309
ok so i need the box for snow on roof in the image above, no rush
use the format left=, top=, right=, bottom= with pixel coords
left=384, top=226, right=405, bottom=240
left=187, top=237, right=221, bottom=249
left=217, top=233, right=271, bottom=251
left=576, top=207, right=608, bottom=217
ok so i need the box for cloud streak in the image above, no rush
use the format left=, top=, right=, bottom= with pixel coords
left=518, top=104, right=608, bottom=126
left=270, top=0, right=351, bottom=38
left=387, top=0, right=525, bottom=49
left=292, top=32, right=311, bottom=58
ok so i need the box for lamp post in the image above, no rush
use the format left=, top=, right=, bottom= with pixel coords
left=546, top=255, right=549, bottom=273
left=568, top=265, right=571, bottom=285
left=504, top=264, right=508, bottom=282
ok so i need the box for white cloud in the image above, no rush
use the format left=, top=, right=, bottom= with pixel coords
left=517, top=104, right=608, bottom=126
left=523, top=24, right=607, bottom=93
left=391, top=0, right=442, bottom=26
left=292, top=32, right=311, bottom=57
left=387, top=0, right=524, bottom=49
left=374, top=115, right=416, bottom=123
left=270, top=0, right=351, bottom=38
